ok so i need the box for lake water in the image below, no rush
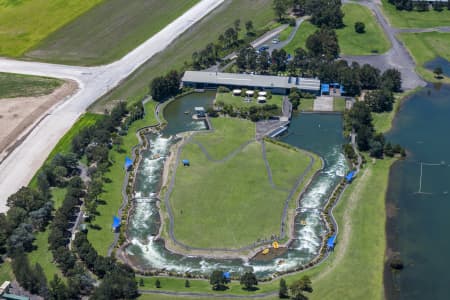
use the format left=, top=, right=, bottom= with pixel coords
left=424, top=57, right=450, bottom=77
left=385, top=84, right=450, bottom=299
left=125, top=93, right=347, bottom=277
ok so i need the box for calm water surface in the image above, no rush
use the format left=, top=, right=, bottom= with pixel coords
left=386, top=84, right=450, bottom=299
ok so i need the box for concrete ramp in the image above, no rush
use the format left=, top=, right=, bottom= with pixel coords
left=314, top=96, right=334, bottom=112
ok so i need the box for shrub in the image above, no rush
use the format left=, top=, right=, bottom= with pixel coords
left=354, top=22, right=365, bottom=33
left=217, top=86, right=231, bottom=93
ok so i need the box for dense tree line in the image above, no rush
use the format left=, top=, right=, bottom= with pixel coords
left=389, top=0, right=450, bottom=11
left=74, top=232, right=139, bottom=299
left=150, top=70, right=181, bottom=102
left=345, top=101, right=405, bottom=158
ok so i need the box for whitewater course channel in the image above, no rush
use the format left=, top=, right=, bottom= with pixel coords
left=123, top=91, right=347, bottom=278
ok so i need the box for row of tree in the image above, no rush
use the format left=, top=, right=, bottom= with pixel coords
left=273, top=0, right=345, bottom=29
left=388, top=0, right=450, bottom=11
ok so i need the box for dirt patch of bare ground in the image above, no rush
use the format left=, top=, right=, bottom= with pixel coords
left=0, top=80, right=78, bottom=160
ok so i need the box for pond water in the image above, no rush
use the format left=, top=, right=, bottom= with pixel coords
left=125, top=92, right=347, bottom=278
left=424, top=57, right=450, bottom=77
left=385, top=84, right=450, bottom=299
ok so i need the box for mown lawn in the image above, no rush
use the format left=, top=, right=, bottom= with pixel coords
left=25, top=0, right=199, bottom=66
left=87, top=100, right=159, bottom=255
left=28, top=230, right=64, bottom=281
left=91, top=0, right=276, bottom=112
left=193, top=117, right=255, bottom=160
left=0, top=72, right=63, bottom=98
left=265, top=142, right=312, bottom=190
left=298, top=98, right=314, bottom=111
left=381, top=0, right=450, bottom=28
left=0, top=261, right=13, bottom=283
left=333, top=97, right=346, bottom=112
left=279, top=25, right=295, bottom=41
left=398, top=32, right=450, bottom=83
left=337, top=4, right=390, bottom=55
left=0, top=0, right=103, bottom=57
left=170, top=119, right=312, bottom=249
left=283, top=21, right=317, bottom=54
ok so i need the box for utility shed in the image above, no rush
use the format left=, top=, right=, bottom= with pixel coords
left=346, top=171, right=356, bottom=183
left=327, top=235, right=337, bottom=251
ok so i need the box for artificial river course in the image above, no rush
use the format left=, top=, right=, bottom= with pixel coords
left=123, top=92, right=348, bottom=278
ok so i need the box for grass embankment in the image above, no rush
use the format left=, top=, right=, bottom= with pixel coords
left=298, top=98, right=314, bottom=111
left=284, top=4, right=389, bottom=55
left=333, top=97, right=346, bottom=112
left=25, top=0, right=200, bottom=66
left=337, top=4, right=390, bottom=55
left=283, top=21, right=316, bottom=54
left=279, top=25, right=295, bottom=41
left=87, top=100, right=159, bottom=255
left=0, top=72, right=63, bottom=98
left=381, top=0, right=450, bottom=28
left=91, top=0, right=276, bottom=112
left=170, top=118, right=312, bottom=249
left=0, top=0, right=103, bottom=57
left=398, top=32, right=450, bottom=83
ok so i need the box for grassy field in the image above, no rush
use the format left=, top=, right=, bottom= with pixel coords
left=0, top=261, right=12, bottom=283
left=0, top=0, right=102, bottom=57
left=333, top=97, right=346, bottom=112
left=381, top=0, right=450, bottom=28
left=169, top=118, right=312, bottom=249
left=0, top=72, right=63, bottom=98
left=87, top=100, right=159, bottom=255
left=28, top=230, right=64, bottom=281
left=193, top=117, right=255, bottom=160
left=279, top=25, right=295, bottom=41
left=216, top=92, right=283, bottom=111
left=283, top=21, right=316, bottom=54
left=298, top=98, right=314, bottom=111
left=91, top=0, right=276, bottom=112
left=337, top=4, right=390, bottom=55
left=25, top=0, right=199, bottom=65
left=398, top=32, right=450, bottom=83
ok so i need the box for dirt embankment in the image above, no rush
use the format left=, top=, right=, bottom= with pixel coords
left=0, top=80, right=78, bottom=160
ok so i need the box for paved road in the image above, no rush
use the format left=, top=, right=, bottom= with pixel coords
left=0, top=0, right=225, bottom=210
left=341, top=0, right=426, bottom=90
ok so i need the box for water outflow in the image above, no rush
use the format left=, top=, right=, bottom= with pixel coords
left=125, top=94, right=347, bottom=277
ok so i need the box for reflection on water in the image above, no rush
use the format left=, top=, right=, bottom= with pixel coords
left=126, top=93, right=347, bottom=277
left=386, top=84, right=450, bottom=299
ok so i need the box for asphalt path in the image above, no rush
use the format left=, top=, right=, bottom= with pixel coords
left=0, top=0, right=225, bottom=210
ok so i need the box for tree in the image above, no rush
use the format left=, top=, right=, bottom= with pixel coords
left=289, top=276, right=313, bottom=300
left=49, top=274, right=68, bottom=300
left=360, top=64, right=380, bottom=89
left=34, top=263, right=49, bottom=298
left=240, top=272, right=258, bottom=291
left=433, top=66, right=443, bottom=78
left=155, top=279, right=161, bottom=288
left=354, top=21, right=365, bottom=33
left=384, top=142, right=394, bottom=157
left=279, top=278, right=288, bottom=298
left=381, top=69, right=402, bottom=92
left=289, top=89, right=301, bottom=110
left=210, top=270, right=226, bottom=290
left=273, top=0, right=289, bottom=21
left=245, top=20, right=254, bottom=36
left=365, top=89, right=395, bottom=112
left=306, top=28, right=340, bottom=60
left=185, top=279, right=190, bottom=288
left=306, top=0, right=345, bottom=29
left=139, top=278, right=144, bottom=287
left=234, top=19, right=241, bottom=32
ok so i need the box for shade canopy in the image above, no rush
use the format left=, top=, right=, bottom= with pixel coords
left=112, top=216, right=121, bottom=229
left=245, top=90, right=254, bottom=96
left=257, top=96, right=267, bottom=101
left=124, top=157, right=133, bottom=170
left=258, top=91, right=267, bottom=96
left=327, top=235, right=336, bottom=248
left=232, top=89, right=242, bottom=94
